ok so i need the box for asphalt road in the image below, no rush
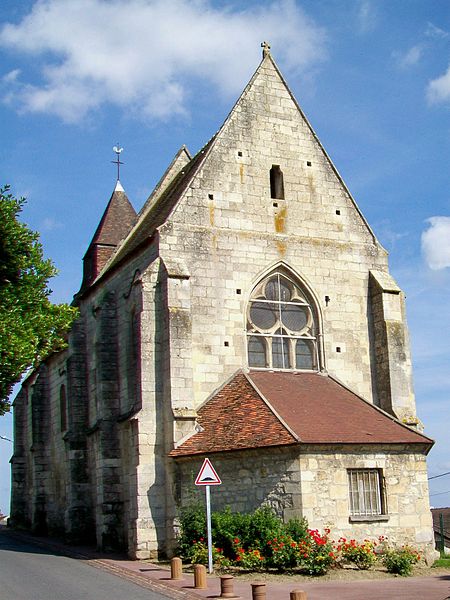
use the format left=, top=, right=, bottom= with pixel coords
left=0, top=528, right=174, bottom=600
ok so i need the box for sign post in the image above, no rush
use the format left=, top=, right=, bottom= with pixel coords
left=195, top=458, right=221, bottom=574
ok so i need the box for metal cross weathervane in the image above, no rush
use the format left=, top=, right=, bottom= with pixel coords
left=112, top=144, right=124, bottom=180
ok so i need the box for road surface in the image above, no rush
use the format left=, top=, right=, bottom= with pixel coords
left=0, top=527, right=176, bottom=600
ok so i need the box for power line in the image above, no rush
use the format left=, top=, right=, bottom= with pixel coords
left=430, top=490, right=450, bottom=497
left=0, top=435, right=12, bottom=443
left=428, top=471, right=450, bottom=481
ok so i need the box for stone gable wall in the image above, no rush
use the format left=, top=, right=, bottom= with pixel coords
left=157, top=59, right=404, bottom=412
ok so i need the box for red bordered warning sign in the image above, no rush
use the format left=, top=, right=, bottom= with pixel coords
left=195, top=458, right=222, bottom=486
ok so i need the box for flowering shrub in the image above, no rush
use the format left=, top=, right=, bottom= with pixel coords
left=381, top=545, right=421, bottom=576
left=298, top=528, right=337, bottom=576
left=177, top=504, right=422, bottom=578
left=338, top=538, right=377, bottom=570
left=188, top=539, right=231, bottom=568
left=265, top=535, right=298, bottom=571
left=189, top=539, right=208, bottom=564
left=232, top=538, right=265, bottom=571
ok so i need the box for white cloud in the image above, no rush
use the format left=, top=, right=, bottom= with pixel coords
left=427, top=64, right=450, bottom=104
left=421, top=216, right=450, bottom=270
left=393, top=44, right=423, bottom=69
left=355, top=0, right=377, bottom=34
left=425, top=22, right=449, bottom=40
left=0, top=0, right=326, bottom=124
left=41, top=217, right=63, bottom=231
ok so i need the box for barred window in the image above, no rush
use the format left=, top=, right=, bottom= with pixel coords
left=348, top=469, right=384, bottom=517
left=247, top=272, right=318, bottom=370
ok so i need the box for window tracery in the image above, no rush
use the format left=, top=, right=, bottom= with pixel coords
left=247, top=272, right=318, bottom=370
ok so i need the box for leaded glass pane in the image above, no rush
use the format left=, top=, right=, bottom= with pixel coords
left=248, top=336, right=267, bottom=367
left=249, top=301, right=277, bottom=330
left=281, top=304, right=308, bottom=332
left=272, top=335, right=290, bottom=369
left=265, top=277, right=291, bottom=302
left=295, top=339, right=314, bottom=369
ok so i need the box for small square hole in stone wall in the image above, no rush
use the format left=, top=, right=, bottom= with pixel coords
left=336, top=346, right=341, bottom=353
left=224, top=341, right=229, bottom=347
left=307, top=161, right=312, bottom=167
left=336, top=209, right=341, bottom=215
left=208, top=193, right=214, bottom=200
left=236, top=289, right=241, bottom=294
left=238, top=151, right=243, bottom=157
left=273, top=202, right=278, bottom=208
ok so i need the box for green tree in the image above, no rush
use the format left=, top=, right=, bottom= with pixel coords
left=0, top=185, right=78, bottom=414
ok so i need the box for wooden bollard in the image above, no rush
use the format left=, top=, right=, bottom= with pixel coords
left=220, top=574, right=239, bottom=598
left=290, top=591, right=307, bottom=600
left=170, top=557, right=183, bottom=580
left=194, top=564, right=207, bottom=589
left=251, top=582, right=266, bottom=600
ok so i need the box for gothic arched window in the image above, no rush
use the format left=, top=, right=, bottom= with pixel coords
left=247, top=272, right=318, bottom=370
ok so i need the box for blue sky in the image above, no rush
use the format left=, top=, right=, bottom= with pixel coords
left=1, top=0, right=450, bottom=514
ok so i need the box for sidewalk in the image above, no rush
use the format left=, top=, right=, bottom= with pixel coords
left=2, top=526, right=449, bottom=600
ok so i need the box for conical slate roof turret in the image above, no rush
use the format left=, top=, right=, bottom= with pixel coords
left=80, top=180, right=137, bottom=291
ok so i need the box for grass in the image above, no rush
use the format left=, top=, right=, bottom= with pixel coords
left=433, top=556, right=450, bottom=568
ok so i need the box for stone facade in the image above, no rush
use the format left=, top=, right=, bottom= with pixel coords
left=176, top=445, right=433, bottom=548
left=10, top=48, right=435, bottom=560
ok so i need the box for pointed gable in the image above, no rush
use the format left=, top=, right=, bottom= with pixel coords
left=97, top=50, right=384, bottom=284
left=159, top=50, right=380, bottom=246
left=80, top=181, right=137, bottom=291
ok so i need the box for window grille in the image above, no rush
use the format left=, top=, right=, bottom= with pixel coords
left=348, top=469, right=383, bottom=516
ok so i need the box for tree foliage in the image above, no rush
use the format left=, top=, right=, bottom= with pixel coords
left=0, top=185, right=78, bottom=414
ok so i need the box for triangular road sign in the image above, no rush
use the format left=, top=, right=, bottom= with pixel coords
left=195, top=458, right=222, bottom=486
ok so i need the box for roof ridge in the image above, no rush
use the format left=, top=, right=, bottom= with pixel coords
left=244, top=372, right=300, bottom=442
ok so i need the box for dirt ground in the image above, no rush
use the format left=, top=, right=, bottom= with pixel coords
left=177, top=563, right=450, bottom=584
left=224, top=564, right=450, bottom=583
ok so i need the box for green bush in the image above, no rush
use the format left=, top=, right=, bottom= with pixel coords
left=246, top=506, right=284, bottom=549
left=177, top=504, right=206, bottom=559
left=382, top=545, right=421, bottom=576
left=285, top=517, right=308, bottom=542
left=212, top=507, right=250, bottom=558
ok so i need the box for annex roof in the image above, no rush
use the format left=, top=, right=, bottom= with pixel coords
left=170, top=371, right=433, bottom=457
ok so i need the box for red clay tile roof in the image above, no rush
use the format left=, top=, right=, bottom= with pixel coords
left=248, top=371, right=433, bottom=445
left=170, top=371, right=433, bottom=457
left=169, top=373, right=297, bottom=457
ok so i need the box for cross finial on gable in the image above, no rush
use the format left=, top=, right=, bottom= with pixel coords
left=261, top=41, right=271, bottom=58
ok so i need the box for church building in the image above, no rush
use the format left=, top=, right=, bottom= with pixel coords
left=10, top=44, right=435, bottom=560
